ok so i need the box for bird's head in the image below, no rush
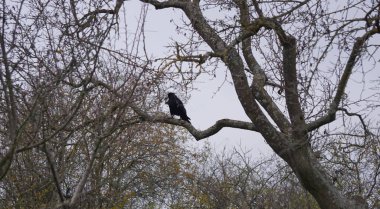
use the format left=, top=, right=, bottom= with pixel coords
left=165, top=92, right=175, bottom=104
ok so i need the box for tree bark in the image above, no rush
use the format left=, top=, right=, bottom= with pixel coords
left=284, top=146, right=367, bottom=209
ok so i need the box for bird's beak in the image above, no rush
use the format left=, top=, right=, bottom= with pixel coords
left=165, top=97, right=169, bottom=104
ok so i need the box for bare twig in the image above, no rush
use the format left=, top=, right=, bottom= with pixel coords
left=337, top=108, right=371, bottom=136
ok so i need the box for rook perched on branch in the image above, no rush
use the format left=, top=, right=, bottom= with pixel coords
left=166, top=93, right=191, bottom=123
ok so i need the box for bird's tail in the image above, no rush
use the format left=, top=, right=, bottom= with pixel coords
left=181, top=115, right=191, bottom=124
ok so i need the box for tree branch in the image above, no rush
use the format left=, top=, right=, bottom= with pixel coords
left=252, top=0, right=264, bottom=17
left=80, top=0, right=124, bottom=21
left=307, top=28, right=380, bottom=132
left=274, top=0, right=311, bottom=19
left=140, top=0, right=186, bottom=9
left=44, top=144, right=65, bottom=205
left=0, top=6, right=19, bottom=179
left=235, top=0, right=291, bottom=134
left=337, top=108, right=371, bottom=136
left=282, top=35, right=307, bottom=137
left=68, top=0, right=124, bottom=34
left=129, top=104, right=258, bottom=141
left=68, top=137, right=102, bottom=207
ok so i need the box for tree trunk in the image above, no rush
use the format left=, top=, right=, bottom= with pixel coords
left=283, top=146, right=367, bottom=209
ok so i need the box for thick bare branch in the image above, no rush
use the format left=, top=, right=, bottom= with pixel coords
left=140, top=0, right=186, bottom=9
left=235, top=0, right=291, bottom=134
left=282, top=35, right=307, bottom=137
left=307, top=28, right=380, bottom=132
left=129, top=104, right=258, bottom=141
left=252, top=0, right=264, bottom=17
left=0, top=9, right=19, bottom=180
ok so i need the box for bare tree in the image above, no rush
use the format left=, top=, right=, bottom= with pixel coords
left=133, top=0, right=380, bottom=208
left=1, top=0, right=380, bottom=208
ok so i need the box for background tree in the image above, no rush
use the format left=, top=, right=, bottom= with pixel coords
left=0, top=0, right=198, bottom=208
left=183, top=149, right=320, bottom=209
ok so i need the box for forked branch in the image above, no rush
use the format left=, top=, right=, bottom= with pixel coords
left=307, top=27, right=380, bottom=132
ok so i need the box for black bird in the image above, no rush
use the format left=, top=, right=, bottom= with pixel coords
left=165, top=92, right=191, bottom=123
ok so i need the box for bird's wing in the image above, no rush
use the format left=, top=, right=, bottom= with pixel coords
left=173, top=96, right=187, bottom=114
left=174, top=96, right=184, bottom=107
left=176, top=100, right=187, bottom=114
